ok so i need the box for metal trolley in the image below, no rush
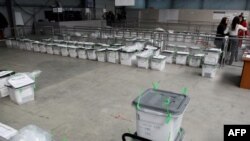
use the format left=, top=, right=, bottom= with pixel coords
left=122, top=128, right=185, bottom=141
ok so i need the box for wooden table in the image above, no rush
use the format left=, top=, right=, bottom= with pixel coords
left=240, top=56, right=250, bottom=89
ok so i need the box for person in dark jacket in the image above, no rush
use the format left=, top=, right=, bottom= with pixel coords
left=214, top=17, right=228, bottom=49
left=103, top=11, right=115, bottom=27
left=214, top=17, right=229, bottom=64
left=0, top=12, right=8, bottom=39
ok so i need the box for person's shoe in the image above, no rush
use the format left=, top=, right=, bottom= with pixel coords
left=227, top=60, right=233, bottom=65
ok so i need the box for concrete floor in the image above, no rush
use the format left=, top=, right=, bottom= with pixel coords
left=0, top=46, right=250, bottom=141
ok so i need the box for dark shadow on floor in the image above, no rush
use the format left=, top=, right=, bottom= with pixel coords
left=192, top=69, right=202, bottom=77
left=220, top=71, right=241, bottom=87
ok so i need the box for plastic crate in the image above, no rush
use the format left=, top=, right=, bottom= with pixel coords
left=151, top=55, right=167, bottom=71
left=188, top=54, right=204, bottom=67
left=132, top=89, right=190, bottom=141
left=176, top=52, right=189, bottom=65
left=96, top=49, right=107, bottom=62
left=202, top=64, right=218, bottom=78
left=161, top=50, right=175, bottom=64
left=68, top=45, right=79, bottom=58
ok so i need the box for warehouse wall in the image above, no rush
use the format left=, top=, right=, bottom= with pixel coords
left=173, top=0, right=201, bottom=9
left=203, top=0, right=248, bottom=10
left=126, top=9, right=140, bottom=21
left=13, top=0, right=81, bottom=7
left=137, top=8, right=250, bottom=25
left=178, top=9, right=213, bottom=22
left=0, top=0, right=115, bottom=26
left=132, top=0, right=145, bottom=9
left=130, top=0, right=250, bottom=23
left=1, top=0, right=250, bottom=35
left=147, top=0, right=171, bottom=9
left=0, top=0, right=118, bottom=36
left=144, top=0, right=250, bottom=10
left=1, top=0, right=249, bottom=26
left=96, top=0, right=115, bottom=10
left=0, top=0, right=83, bottom=26
left=140, top=9, right=158, bottom=21
left=178, top=9, right=250, bottom=22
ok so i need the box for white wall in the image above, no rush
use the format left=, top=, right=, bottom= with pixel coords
left=139, top=0, right=250, bottom=10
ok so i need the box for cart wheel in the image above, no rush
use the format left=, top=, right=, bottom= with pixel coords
left=122, top=133, right=151, bottom=141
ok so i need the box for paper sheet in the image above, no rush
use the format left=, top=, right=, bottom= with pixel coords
left=0, top=71, right=13, bottom=78
left=8, top=74, right=34, bottom=88
left=0, top=123, right=17, bottom=140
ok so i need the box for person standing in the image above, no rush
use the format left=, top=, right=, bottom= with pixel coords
left=224, top=16, right=248, bottom=65
left=241, top=17, right=248, bottom=36
left=215, top=17, right=228, bottom=49
left=238, top=16, right=248, bottom=48
left=104, top=11, right=115, bottom=27
left=215, top=17, right=229, bottom=64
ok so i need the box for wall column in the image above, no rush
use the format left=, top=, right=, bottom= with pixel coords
left=200, top=0, right=204, bottom=9
left=6, top=0, right=15, bottom=36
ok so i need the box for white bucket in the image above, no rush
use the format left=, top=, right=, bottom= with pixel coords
left=96, top=49, right=107, bottom=62
left=151, top=55, right=167, bottom=71
left=188, top=54, right=204, bottom=67
left=107, top=50, right=120, bottom=64
left=46, top=44, right=54, bottom=54
left=52, top=44, right=61, bottom=55
left=202, top=64, right=218, bottom=78
left=78, top=48, right=87, bottom=59
left=39, top=43, right=47, bottom=53
left=176, top=52, right=189, bottom=65
left=161, top=50, right=175, bottom=64
left=68, top=46, right=78, bottom=58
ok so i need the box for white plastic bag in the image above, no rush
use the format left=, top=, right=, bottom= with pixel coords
left=30, top=70, right=42, bottom=80
left=155, top=28, right=165, bottom=32
left=10, top=125, right=53, bottom=141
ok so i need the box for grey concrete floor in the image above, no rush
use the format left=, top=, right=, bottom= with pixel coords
left=0, top=46, right=250, bottom=141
